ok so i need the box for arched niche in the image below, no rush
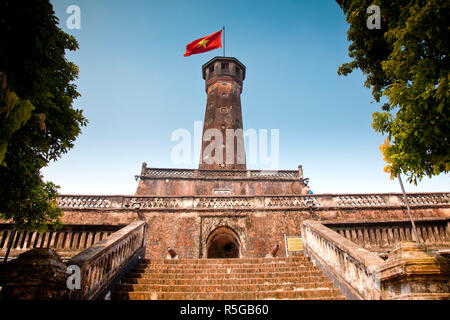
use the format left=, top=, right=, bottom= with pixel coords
left=206, top=226, right=240, bottom=259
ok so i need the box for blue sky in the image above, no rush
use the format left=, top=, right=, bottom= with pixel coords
left=43, top=0, right=448, bottom=195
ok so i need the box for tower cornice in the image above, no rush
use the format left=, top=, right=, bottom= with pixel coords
left=202, top=56, right=246, bottom=80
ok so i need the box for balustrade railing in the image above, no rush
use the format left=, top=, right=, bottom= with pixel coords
left=144, top=168, right=195, bottom=177
left=141, top=168, right=300, bottom=179
left=302, top=220, right=385, bottom=300
left=0, top=224, right=121, bottom=260
left=302, top=219, right=450, bottom=300
left=57, top=192, right=450, bottom=210
left=265, top=196, right=320, bottom=208
left=68, top=221, right=147, bottom=300
left=400, top=193, right=449, bottom=206
left=326, top=219, right=450, bottom=254
left=250, top=170, right=298, bottom=178
left=194, top=197, right=254, bottom=209
left=57, top=195, right=124, bottom=209
left=333, top=195, right=387, bottom=207
left=122, top=197, right=182, bottom=209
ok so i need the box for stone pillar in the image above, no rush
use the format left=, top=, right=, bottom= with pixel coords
left=380, top=241, right=450, bottom=300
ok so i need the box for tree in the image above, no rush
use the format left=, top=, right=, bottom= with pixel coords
left=0, top=0, right=87, bottom=231
left=336, top=0, right=449, bottom=184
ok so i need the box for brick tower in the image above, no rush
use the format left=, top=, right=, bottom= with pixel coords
left=135, top=57, right=306, bottom=197
left=199, top=57, right=247, bottom=170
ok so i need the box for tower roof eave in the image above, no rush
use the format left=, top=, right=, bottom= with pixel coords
left=202, top=56, right=246, bottom=80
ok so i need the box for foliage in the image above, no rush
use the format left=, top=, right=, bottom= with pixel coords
left=0, top=72, right=35, bottom=165
left=336, top=0, right=449, bottom=184
left=0, top=0, right=87, bottom=231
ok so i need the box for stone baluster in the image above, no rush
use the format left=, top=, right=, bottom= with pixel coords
left=68, top=221, right=147, bottom=300
left=302, top=220, right=384, bottom=300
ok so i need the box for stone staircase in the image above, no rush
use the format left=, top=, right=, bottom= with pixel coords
left=112, top=254, right=345, bottom=300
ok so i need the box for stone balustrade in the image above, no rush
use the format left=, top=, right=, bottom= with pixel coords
left=194, top=197, right=254, bottom=209
left=265, top=196, right=320, bottom=208
left=68, top=221, right=147, bottom=300
left=333, top=195, right=388, bottom=207
left=0, top=224, right=122, bottom=260
left=302, top=220, right=450, bottom=300
left=122, top=197, right=183, bottom=209
left=140, top=168, right=301, bottom=179
left=56, top=192, right=450, bottom=211
left=325, top=219, right=450, bottom=256
left=144, top=168, right=196, bottom=177
left=399, top=193, right=448, bottom=205
left=302, top=220, right=386, bottom=300
left=57, top=195, right=124, bottom=209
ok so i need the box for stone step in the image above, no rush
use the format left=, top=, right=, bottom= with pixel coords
left=131, top=265, right=319, bottom=274
left=115, top=282, right=334, bottom=293
left=135, top=261, right=314, bottom=270
left=112, top=256, right=345, bottom=300
left=125, top=270, right=324, bottom=280
left=140, top=257, right=307, bottom=265
left=120, top=275, right=330, bottom=286
left=113, top=289, right=344, bottom=300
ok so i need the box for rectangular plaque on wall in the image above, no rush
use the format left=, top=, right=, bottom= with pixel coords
left=287, top=237, right=303, bottom=251
left=212, top=189, right=233, bottom=195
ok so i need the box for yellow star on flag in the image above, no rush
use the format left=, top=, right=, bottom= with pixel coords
left=184, top=29, right=222, bottom=57
left=197, top=38, right=209, bottom=48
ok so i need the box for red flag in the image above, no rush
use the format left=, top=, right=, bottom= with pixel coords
left=184, top=30, right=222, bottom=57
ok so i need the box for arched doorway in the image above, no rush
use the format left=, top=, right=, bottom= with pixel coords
left=206, top=226, right=240, bottom=258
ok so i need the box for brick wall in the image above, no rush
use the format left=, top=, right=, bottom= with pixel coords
left=60, top=206, right=449, bottom=259
left=135, top=177, right=305, bottom=196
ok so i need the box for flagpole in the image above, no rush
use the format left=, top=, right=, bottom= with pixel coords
left=398, top=174, right=421, bottom=246
left=222, top=26, right=225, bottom=57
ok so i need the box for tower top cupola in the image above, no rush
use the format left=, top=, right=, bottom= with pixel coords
left=202, top=57, right=246, bottom=91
